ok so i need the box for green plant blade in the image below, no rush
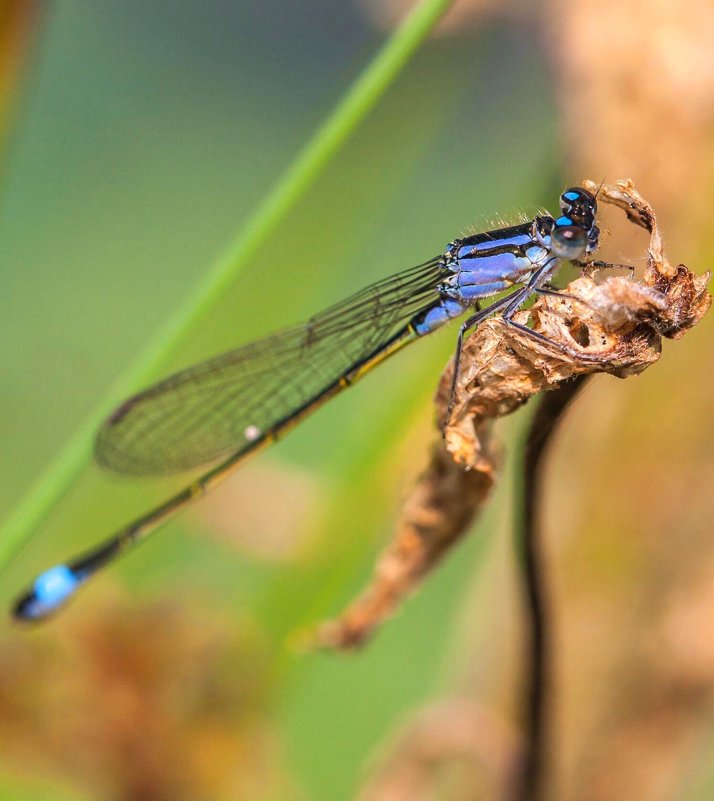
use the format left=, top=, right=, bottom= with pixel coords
left=0, top=0, right=454, bottom=572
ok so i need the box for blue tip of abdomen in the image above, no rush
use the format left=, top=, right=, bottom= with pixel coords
left=12, top=564, right=82, bottom=621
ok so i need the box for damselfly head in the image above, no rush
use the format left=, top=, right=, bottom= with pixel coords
left=551, top=187, right=599, bottom=259
left=559, top=187, right=597, bottom=221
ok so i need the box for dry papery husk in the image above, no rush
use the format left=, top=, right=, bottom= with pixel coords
left=315, top=180, right=710, bottom=650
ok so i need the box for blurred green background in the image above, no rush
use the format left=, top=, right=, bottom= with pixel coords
left=1, top=2, right=712, bottom=801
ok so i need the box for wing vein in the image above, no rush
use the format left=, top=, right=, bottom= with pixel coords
left=95, top=256, right=448, bottom=474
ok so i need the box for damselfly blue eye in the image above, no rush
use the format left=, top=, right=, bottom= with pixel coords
left=561, top=189, right=581, bottom=205
left=561, top=188, right=597, bottom=228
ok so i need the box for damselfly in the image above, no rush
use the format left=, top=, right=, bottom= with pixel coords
left=13, top=187, right=600, bottom=621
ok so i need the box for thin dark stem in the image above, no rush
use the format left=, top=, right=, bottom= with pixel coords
left=511, top=374, right=590, bottom=801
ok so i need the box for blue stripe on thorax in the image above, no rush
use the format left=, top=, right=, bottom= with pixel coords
left=412, top=219, right=554, bottom=336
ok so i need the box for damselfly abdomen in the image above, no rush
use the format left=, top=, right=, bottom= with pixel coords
left=13, top=187, right=599, bottom=621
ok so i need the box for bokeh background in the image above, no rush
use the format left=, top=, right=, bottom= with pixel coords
left=0, top=2, right=713, bottom=800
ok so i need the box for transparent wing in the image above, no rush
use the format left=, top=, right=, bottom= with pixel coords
left=96, top=257, right=448, bottom=475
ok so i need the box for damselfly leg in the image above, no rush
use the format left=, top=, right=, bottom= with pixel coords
left=574, top=258, right=636, bottom=279
left=444, top=257, right=566, bottom=427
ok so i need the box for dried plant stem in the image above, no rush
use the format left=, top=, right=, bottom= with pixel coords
left=511, top=375, right=589, bottom=801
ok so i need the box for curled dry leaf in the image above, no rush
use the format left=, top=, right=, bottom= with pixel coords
left=315, top=180, right=710, bottom=650
left=315, top=437, right=498, bottom=649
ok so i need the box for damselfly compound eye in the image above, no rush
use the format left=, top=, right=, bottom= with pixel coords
left=551, top=220, right=588, bottom=260
left=560, top=187, right=596, bottom=218
left=560, top=188, right=583, bottom=212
